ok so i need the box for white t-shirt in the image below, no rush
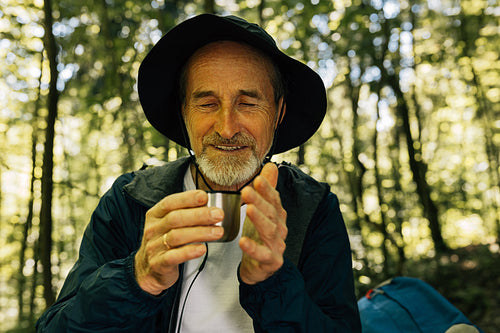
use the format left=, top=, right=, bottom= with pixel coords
left=175, top=167, right=254, bottom=333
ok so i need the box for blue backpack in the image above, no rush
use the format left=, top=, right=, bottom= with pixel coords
left=358, top=277, right=484, bottom=333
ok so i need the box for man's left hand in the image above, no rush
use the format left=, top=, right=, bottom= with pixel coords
left=239, top=163, right=287, bottom=285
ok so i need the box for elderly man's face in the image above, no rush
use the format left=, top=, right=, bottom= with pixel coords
left=182, top=41, right=279, bottom=189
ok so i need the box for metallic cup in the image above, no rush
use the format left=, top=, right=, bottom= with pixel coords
left=207, top=191, right=241, bottom=242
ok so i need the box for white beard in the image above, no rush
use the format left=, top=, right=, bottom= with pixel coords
left=196, top=150, right=261, bottom=187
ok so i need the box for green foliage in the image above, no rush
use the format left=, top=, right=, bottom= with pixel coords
left=0, top=0, right=499, bottom=331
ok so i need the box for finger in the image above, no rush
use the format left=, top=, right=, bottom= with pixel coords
left=148, top=190, right=208, bottom=219
left=247, top=164, right=282, bottom=213
left=260, top=163, right=278, bottom=188
left=241, top=182, right=274, bottom=212
left=166, top=206, right=224, bottom=229
left=239, top=236, right=284, bottom=265
left=253, top=176, right=283, bottom=213
left=247, top=204, right=288, bottom=241
left=242, top=183, right=286, bottom=229
left=245, top=204, right=278, bottom=242
left=163, top=226, right=224, bottom=249
left=143, top=206, right=224, bottom=242
left=152, top=243, right=208, bottom=272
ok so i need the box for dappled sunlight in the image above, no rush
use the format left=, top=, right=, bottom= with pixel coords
left=443, top=213, right=488, bottom=248
left=1, top=0, right=499, bottom=330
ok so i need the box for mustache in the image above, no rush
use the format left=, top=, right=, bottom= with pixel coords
left=202, top=132, right=256, bottom=147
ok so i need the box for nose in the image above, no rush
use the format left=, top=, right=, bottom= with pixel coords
left=214, top=104, right=239, bottom=139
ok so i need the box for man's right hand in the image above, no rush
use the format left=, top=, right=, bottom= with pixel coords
left=134, top=190, right=224, bottom=295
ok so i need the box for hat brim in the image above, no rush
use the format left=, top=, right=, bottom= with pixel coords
left=138, top=14, right=326, bottom=154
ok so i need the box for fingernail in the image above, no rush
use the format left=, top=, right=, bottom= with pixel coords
left=210, top=208, right=223, bottom=220
left=195, top=244, right=206, bottom=255
left=196, top=191, right=206, bottom=204
left=212, top=227, right=224, bottom=237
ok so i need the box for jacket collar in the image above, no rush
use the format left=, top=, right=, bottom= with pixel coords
left=123, top=156, right=192, bottom=208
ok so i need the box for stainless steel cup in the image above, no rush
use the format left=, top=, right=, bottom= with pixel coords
left=207, top=191, right=241, bottom=242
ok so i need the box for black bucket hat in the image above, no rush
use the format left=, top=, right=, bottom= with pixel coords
left=138, top=14, right=326, bottom=154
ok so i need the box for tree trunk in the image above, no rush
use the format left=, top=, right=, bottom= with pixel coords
left=158, top=0, right=179, bottom=34
left=39, top=0, right=59, bottom=307
left=297, top=144, right=305, bottom=166
left=373, top=19, right=394, bottom=274
left=29, top=239, right=41, bottom=330
left=459, top=11, right=500, bottom=242
left=373, top=95, right=392, bottom=275
left=389, top=75, right=448, bottom=253
left=377, top=15, right=447, bottom=253
left=389, top=127, right=407, bottom=275
left=157, top=2, right=180, bottom=160
left=341, top=72, right=371, bottom=271
left=258, top=0, right=266, bottom=26
left=98, top=0, right=119, bottom=92
left=18, top=53, right=44, bottom=325
left=17, top=121, right=37, bottom=323
left=98, top=0, right=134, bottom=172
left=204, top=0, right=215, bottom=13
left=346, top=73, right=366, bottom=225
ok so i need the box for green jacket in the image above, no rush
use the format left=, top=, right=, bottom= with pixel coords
left=37, top=157, right=361, bottom=332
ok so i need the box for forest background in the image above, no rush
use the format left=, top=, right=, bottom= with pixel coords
left=0, top=0, right=499, bottom=331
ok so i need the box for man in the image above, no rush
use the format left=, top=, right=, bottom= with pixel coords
left=37, top=14, right=361, bottom=332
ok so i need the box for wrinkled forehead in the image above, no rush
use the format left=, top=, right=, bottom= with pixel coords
left=186, top=40, right=276, bottom=75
